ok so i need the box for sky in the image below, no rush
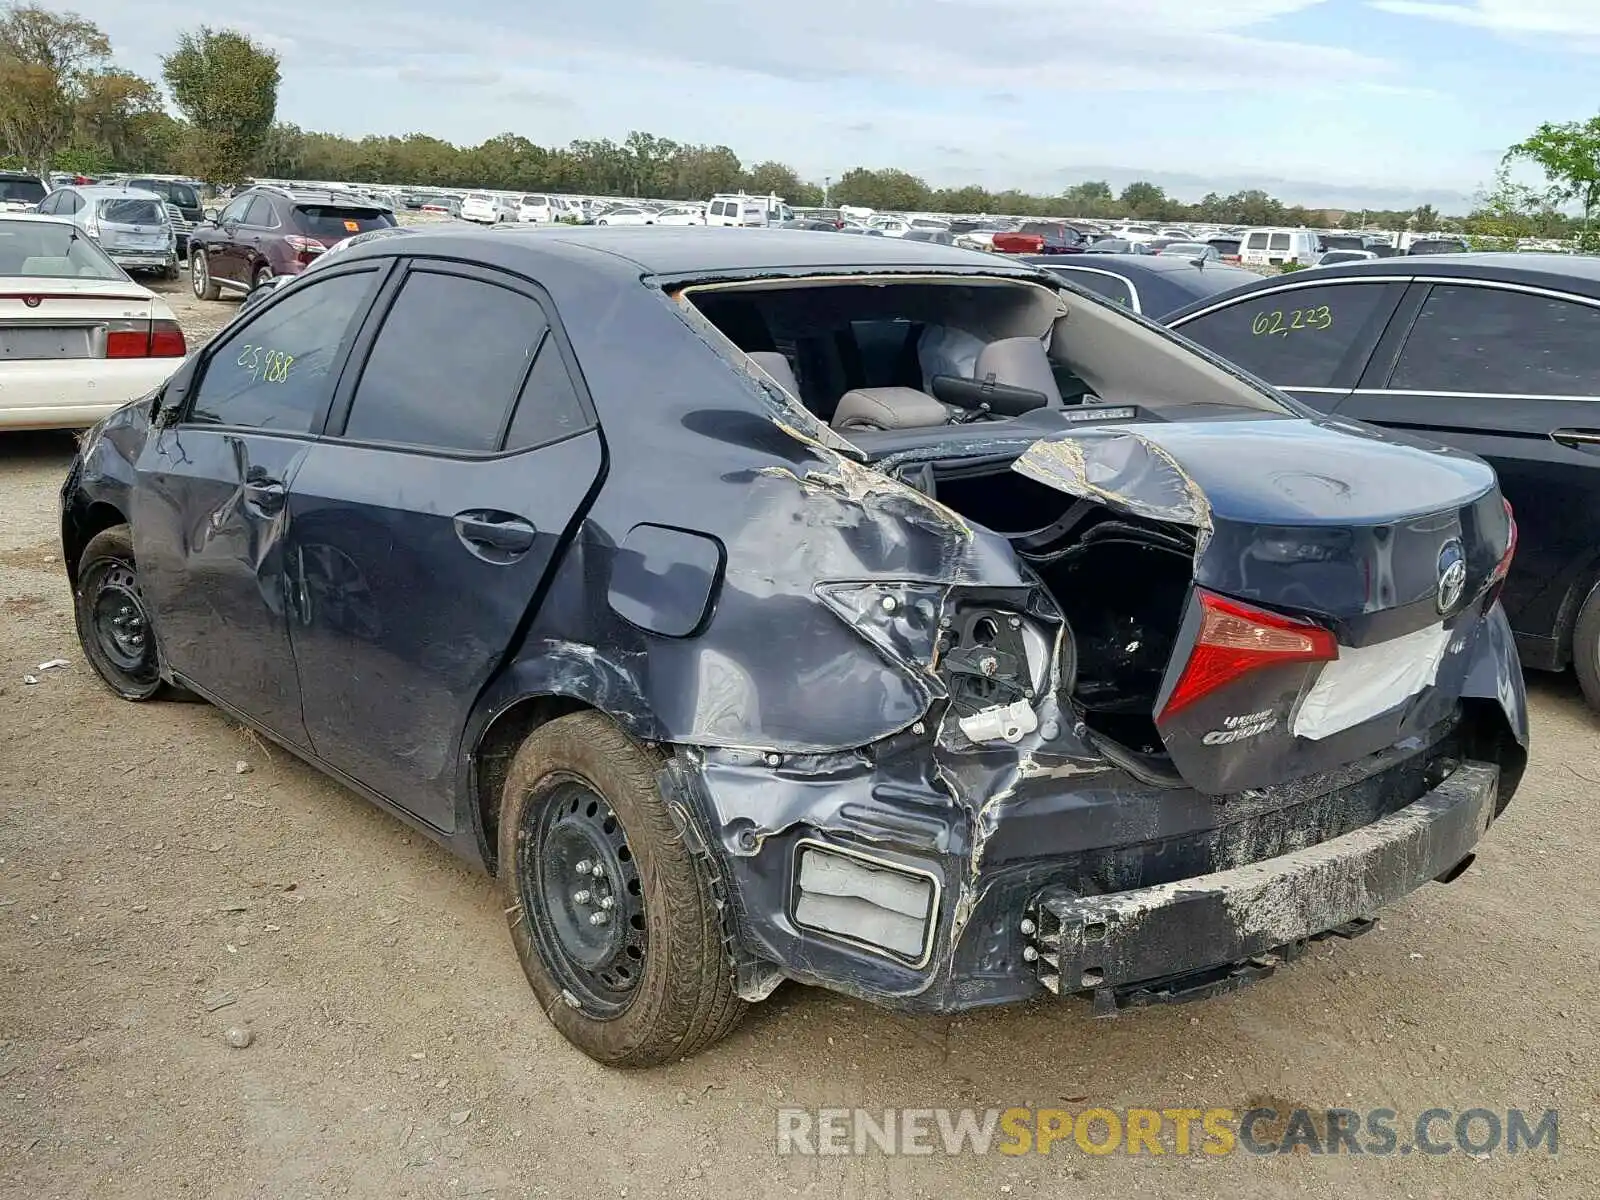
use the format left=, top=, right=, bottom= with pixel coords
left=71, top=0, right=1600, bottom=211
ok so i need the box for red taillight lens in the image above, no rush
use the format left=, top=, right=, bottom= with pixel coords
left=105, top=320, right=186, bottom=356
left=1492, top=498, right=1516, bottom=583
left=105, top=320, right=187, bottom=358
left=285, top=234, right=324, bottom=263
left=105, top=329, right=146, bottom=358
left=1484, top=498, right=1517, bottom=609
left=1159, top=590, right=1338, bottom=719
left=151, top=320, right=186, bottom=357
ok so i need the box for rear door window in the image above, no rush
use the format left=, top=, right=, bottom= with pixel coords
left=1389, top=283, right=1600, bottom=396
left=1245, top=233, right=1268, bottom=250
left=1173, top=282, right=1399, bottom=388
left=1268, top=233, right=1291, bottom=252
left=188, top=269, right=380, bottom=433
left=340, top=268, right=550, bottom=452
left=504, top=332, right=591, bottom=450
left=244, top=196, right=277, bottom=227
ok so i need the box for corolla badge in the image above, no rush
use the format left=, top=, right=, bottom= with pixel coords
left=1436, top=540, right=1467, bottom=614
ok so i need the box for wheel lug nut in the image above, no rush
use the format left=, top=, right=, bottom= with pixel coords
left=572, top=890, right=591, bottom=905
left=589, top=911, right=609, bottom=926
left=574, top=859, right=591, bottom=874
left=599, top=896, right=614, bottom=911
left=590, top=862, right=605, bottom=877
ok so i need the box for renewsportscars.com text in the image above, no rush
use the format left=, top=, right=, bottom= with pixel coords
left=775, top=1106, right=1558, bottom=1158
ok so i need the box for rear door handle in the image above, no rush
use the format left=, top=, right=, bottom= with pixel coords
left=454, top=511, right=537, bottom=559
left=1551, top=428, right=1600, bottom=450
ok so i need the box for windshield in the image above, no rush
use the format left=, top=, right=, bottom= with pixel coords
left=98, top=198, right=166, bottom=225
left=0, top=218, right=127, bottom=279
left=292, top=206, right=394, bottom=237
left=1164, top=243, right=1209, bottom=254
left=0, top=177, right=46, bottom=204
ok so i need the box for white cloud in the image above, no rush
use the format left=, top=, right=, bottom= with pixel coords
left=1369, top=0, right=1600, bottom=39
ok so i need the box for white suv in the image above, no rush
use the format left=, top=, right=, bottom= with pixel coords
left=460, top=193, right=512, bottom=224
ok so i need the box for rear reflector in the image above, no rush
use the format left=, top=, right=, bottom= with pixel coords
left=1160, top=590, right=1338, bottom=719
left=793, top=843, right=935, bottom=965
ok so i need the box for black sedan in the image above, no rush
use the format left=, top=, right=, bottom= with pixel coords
left=1021, top=252, right=1261, bottom=317
left=1165, top=252, right=1600, bottom=706
left=62, top=228, right=1525, bottom=1066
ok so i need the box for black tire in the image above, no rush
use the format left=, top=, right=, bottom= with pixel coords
left=1572, top=580, right=1600, bottom=711
left=191, top=250, right=221, bottom=301
left=161, top=260, right=180, bottom=281
left=251, top=263, right=273, bottom=291
left=73, top=525, right=175, bottom=702
left=498, top=712, right=745, bottom=1067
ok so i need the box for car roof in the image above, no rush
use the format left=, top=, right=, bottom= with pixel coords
left=70, top=185, right=166, bottom=199
left=0, top=212, right=75, bottom=225
left=1176, top=252, right=1600, bottom=303
left=1021, top=252, right=1240, bottom=278
left=389, top=225, right=1028, bottom=278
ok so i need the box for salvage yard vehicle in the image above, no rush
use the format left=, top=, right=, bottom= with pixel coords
left=189, top=185, right=397, bottom=299
left=1022, top=252, right=1258, bottom=317
left=0, top=214, right=185, bottom=430
left=1165, top=252, right=1600, bottom=709
left=37, top=185, right=179, bottom=279
left=61, top=228, right=1526, bottom=1067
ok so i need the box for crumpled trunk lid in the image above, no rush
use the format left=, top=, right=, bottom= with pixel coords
left=1014, top=418, right=1512, bottom=794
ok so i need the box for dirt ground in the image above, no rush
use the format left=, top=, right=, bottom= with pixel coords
left=1, top=274, right=1597, bottom=1199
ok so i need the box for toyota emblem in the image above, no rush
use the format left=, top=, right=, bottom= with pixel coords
left=1436, top=540, right=1467, bottom=614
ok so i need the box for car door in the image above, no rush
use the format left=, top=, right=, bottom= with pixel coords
left=209, top=195, right=254, bottom=284
left=1167, top=278, right=1405, bottom=413
left=1334, top=280, right=1600, bottom=664
left=282, top=260, right=603, bottom=827
left=130, top=265, right=388, bottom=745
left=238, top=195, right=280, bottom=275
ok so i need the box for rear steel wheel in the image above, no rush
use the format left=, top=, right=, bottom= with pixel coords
left=522, top=779, right=647, bottom=1016
left=498, top=712, right=745, bottom=1066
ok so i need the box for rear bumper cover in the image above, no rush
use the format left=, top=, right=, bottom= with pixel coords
left=1026, top=760, right=1498, bottom=998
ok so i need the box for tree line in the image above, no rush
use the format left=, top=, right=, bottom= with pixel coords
left=4, top=3, right=1600, bottom=240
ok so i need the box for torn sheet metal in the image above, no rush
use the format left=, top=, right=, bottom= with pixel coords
left=1012, top=430, right=1211, bottom=531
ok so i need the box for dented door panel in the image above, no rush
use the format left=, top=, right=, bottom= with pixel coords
left=129, top=425, right=311, bottom=746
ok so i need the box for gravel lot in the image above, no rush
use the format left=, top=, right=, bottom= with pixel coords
left=0, top=273, right=1596, bottom=1199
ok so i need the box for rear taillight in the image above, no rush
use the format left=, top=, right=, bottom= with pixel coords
left=1484, top=498, right=1517, bottom=609
left=1160, top=590, right=1337, bottom=719
left=151, top=320, right=186, bottom=357
left=285, top=234, right=324, bottom=263
left=105, top=319, right=187, bottom=358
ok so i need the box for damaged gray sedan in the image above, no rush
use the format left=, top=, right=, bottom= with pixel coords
left=60, top=227, right=1527, bottom=1067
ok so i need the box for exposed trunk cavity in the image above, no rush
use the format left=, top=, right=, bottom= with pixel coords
left=927, top=462, right=1195, bottom=766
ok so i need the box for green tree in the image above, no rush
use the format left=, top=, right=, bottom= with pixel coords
left=742, top=159, right=801, bottom=200
left=0, top=5, right=110, bottom=174
left=1505, top=115, right=1600, bottom=236
left=75, top=68, right=174, bottom=168
left=162, top=27, right=280, bottom=185
left=930, top=184, right=991, bottom=214
left=1119, top=180, right=1166, bottom=218
left=831, top=167, right=930, bottom=211
left=1410, top=203, right=1439, bottom=232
